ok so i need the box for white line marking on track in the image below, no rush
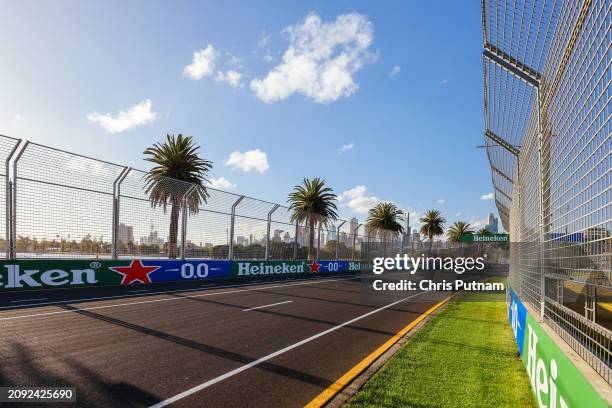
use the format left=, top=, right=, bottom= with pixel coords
left=10, top=298, right=48, bottom=303
left=242, top=300, right=293, bottom=312
left=0, top=276, right=357, bottom=321
left=148, top=290, right=428, bottom=408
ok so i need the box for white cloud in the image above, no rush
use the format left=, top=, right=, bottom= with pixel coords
left=250, top=12, right=375, bottom=104
left=65, top=157, right=106, bottom=176
left=339, top=185, right=379, bottom=214
left=440, top=79, right=449, bottom=85
left=481, top=192, right=495, bottom=200
left=224, top=149, right=269, bottom=173
left=183, top=45, right=218, bottom=80
left=469, top=216, right=488, bottom=229
left=389, top=65, right=401, bottom=77
left=87, top=99, right=156, bottom=133
left=215, top=70, right=243, bottom=87
left=436, top=198, right=446, bottom=204
left=337, top=142, right=353, bottom=154
left=207, top=177, right=237, bottom=190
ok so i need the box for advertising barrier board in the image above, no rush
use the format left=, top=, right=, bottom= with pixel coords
left=507, top=287, right=608, bottom=407
left=0, top=259, right=357, bottom=291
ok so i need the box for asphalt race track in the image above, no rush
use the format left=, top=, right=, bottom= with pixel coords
left=0, top=273, right=443, bottom=407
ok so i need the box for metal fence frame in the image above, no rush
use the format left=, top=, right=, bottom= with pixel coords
left=0, top=136, right=419, bottom=263
left=482, top=0, right=611, bottom=384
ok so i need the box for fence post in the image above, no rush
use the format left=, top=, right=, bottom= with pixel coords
left=316, top=225, right=321, bottom=260
left=5, top=139, right=21, bottom=259
left=111, top=167, right=130, bottom=260
left=536, top=88, right=546, bottom=321
left=293, top=221, right=299, bottom=260
left=228, top=196, right=244, bottom=260
left=264, top=204, right=280, bottom=260
left=335, top=221, right=346, bottom=260
left=352, top=224, right=361, bottom=261
left=180, top=185, right=196, bottom=260
left=10, top=141, right=28, bottom=259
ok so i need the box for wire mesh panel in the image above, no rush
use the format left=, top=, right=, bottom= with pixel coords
left=483, top=0, right=612, bottom=384
left=118, top=169, right=194, bottom=258
left=14, top=143, right=124, bottom=258
left=0, top=135, right=20, bottom=258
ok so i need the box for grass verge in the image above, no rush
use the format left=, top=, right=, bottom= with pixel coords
left=345, top=282, right=536, bottom=408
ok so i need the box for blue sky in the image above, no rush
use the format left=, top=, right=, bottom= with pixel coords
left=0, top=0, right=499, bottom=231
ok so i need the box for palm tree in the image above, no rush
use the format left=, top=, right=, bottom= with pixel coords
left=288, top=178, right=338, bottom=259
left=477, top=227, right=492, bottom=236
left=144, top=134, right=212, bottom=258
left=366, top=202, right=404, bottom=256
left=447, top=221, right=473, bottom=242
left=419, top=209, right=446, bottom=251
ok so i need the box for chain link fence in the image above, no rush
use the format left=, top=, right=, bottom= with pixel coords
left=0, top=136, right=419, bottom=263
left=483, top=0, right=611, bottom=384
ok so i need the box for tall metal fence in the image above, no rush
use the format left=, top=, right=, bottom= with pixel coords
left=482, top=0, right=611, bottom=384
left=0, top=135, right=422, bottom=263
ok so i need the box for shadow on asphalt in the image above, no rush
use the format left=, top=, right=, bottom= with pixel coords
left=57, top=304, right=332, bottom=389
left=0, top=341, right=159, bottom=407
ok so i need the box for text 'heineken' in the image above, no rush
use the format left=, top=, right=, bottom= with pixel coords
left=236, top=262, right=305, bottom=276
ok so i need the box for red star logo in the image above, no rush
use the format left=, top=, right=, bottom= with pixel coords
left=308, top=260, right=321, bottom=274
left=109, top=260, right=160, bottom=285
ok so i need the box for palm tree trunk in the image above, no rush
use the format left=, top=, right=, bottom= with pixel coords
left=308, top=218, right=315, bottom=260
left=168, top=197, right=181, bottom=259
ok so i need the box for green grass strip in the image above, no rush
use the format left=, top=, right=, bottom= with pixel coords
left=346, top=284, right=536, bottom=408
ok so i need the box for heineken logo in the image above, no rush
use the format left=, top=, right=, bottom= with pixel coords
left=525, top=324, right=567, bottom=408
left=235, top=262, right=307, bottom=276
left=0, top=264, right=98, bottom=288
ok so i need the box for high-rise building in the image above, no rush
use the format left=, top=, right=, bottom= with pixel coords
left=485, top=213, right=499, bottom=234
left=349, top=218, right=358, bottom=247
left=273, top=229, right=283, bottom=241
left=117, top=223, right=134, bottom=244
left=283, top=232, right=291, bottom=243
left=328, top=224, right=337, bottom=241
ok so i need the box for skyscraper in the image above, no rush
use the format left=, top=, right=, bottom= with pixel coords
left=349, top=217, right=358, bottom=247
left=485, top=213, right=499, bottom=234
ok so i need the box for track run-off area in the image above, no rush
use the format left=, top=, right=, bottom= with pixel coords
left=0, top=273, right=449, bottom=407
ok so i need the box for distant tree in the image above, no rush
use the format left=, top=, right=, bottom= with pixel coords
left=366, top=202, right=404, bottom=255
left=287, top=178, right=338, bottom=259
left=477, top=228, right=492, bottom=236
left=447, top=221, right=474, bottom=242
left=144, top=134, right=212, bottom=258
left=419, top=210, right=446, bottom=251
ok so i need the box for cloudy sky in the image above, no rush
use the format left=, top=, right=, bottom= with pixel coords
left=0, top=0, right=499, bottom=231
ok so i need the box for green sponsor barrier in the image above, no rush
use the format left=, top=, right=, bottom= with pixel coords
left=232, top=260, right=311, bottom=277
left=0, top=260, right=123, bottom=290
left=520, top=307, right=608, bottom=407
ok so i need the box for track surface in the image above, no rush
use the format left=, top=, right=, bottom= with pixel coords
left=0, top=273, right=441, bottom=407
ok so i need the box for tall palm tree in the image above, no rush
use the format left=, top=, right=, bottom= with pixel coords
left=447, top=221, right=473, bottom=242
left=366, top=202, right=404, bottom=256
left=287, top=178, right=338, bottom=259
left=144, top=134, right=212, bottom=258
left=419, top=209, right=446, bottom=251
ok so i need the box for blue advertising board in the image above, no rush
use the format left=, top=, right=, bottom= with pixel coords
left=507, top=286, right=527, bottom=354
left=146, top=260, right=232, bottom=282
left=316, top=260, right=349, bottom=274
